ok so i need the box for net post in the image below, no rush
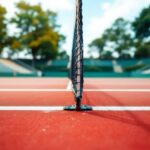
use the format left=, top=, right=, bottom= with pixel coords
left=64, top=97, right=92, bottom=111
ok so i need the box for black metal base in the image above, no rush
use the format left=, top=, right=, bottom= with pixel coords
left=64, top=104, right=92, bottom=111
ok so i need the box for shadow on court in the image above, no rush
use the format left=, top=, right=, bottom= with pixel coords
left=82, top=90, right=150, bottom=133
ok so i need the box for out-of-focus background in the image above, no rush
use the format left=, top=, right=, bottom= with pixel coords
left=0, top=0, right=150, bottom=78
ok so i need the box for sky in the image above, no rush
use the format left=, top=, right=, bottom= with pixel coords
left=0, top=0, right=149, bottom=58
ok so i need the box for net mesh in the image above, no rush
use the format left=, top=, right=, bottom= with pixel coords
left=70, top=0, right=84, bottom=102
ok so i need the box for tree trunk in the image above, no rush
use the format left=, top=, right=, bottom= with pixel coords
left=32, top=49, right=36, bottom=68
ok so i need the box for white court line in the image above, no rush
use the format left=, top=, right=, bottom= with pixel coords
left=0, top=89, right=150, bottom=92
left=93, top=106, right=150, bottom=111
left=67, top=81, right=72, bottom=90
left=0, top=89, right=70, bottom=92
left=0, top=106, right=150, bottom=111
left=85, top=89, right=150, bottom=92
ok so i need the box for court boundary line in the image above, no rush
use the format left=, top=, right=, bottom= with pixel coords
left=0, top=89, right=150, bottom=92
left=0, top=106, right=150, bottom=111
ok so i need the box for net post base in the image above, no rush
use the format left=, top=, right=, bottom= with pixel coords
left=64, top=105, right=92, bottom=111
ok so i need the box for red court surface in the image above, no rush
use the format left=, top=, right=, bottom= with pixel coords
left=0, top=78, right=150, bottom=150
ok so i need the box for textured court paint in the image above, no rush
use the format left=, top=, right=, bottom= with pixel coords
left=0, top=78, right=150, bottom=150
left=0, top=92, right=75, bottom=106
left=84, top=78, right=150, bottom=89
left=0, top=111, right=150, bottom=150
left=0, top=78, right=68, bottom=89
left=0, top=91, right=150, bottom=106
left=82, top=92, right=150, bottom=106
left=0, top=106, right=150, bottom=111
left=0, top=78, right=150, bottom=89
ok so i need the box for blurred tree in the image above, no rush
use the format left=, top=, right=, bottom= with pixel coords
left=104, top=18, right=134, bottom=57
left=57, top=50, right=69, bottom=59
left=134, top=40, right=150, bottom=58
left=6, top=36, right=22, bottom=58
left=133, top=5, right=150, bottom=58
left=101, top=50, right=113, bottom=59
left=11, top=1, right=65, bottom=66
left=133, top=5, right=150, bottom=39
left=89, top=38, right=105, bottom=59
left=89, top=18, right=134, bottom=59
left=135, top=42, right=150, bottom=58
left=0, top=5, right=7, bottom=55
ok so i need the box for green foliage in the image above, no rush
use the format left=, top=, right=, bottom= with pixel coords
left=101, top=51, right=113, bottom=59
left=104, top=18, right=134, bottom=54
left=135, top=41, right=150, bottom=58
left=0, top=5, right=7, bottom=54
left=57, top=50, right=69, bottom=59
left=11, top=1, right=65, bottom=64
left=133, top=5, right=150, bottom=39
left=133, top=5, right=150, bottom=58
left=89, top=38, right=105, bottom=58
left=89, top=5, right=150, bottom=59
left=89, top=18, right=134, bottom=59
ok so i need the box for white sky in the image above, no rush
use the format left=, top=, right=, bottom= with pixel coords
left=0, top=0, right=149, bottom=58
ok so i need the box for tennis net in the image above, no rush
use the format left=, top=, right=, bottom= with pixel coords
left=65, top=0, right=92, bottom=111
left=70, top=0, right=84, bottom=107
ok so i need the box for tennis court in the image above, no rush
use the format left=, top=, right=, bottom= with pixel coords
left=0, top=78, right=150, bottom=150
left=0, top=0, right=150, bottom=149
